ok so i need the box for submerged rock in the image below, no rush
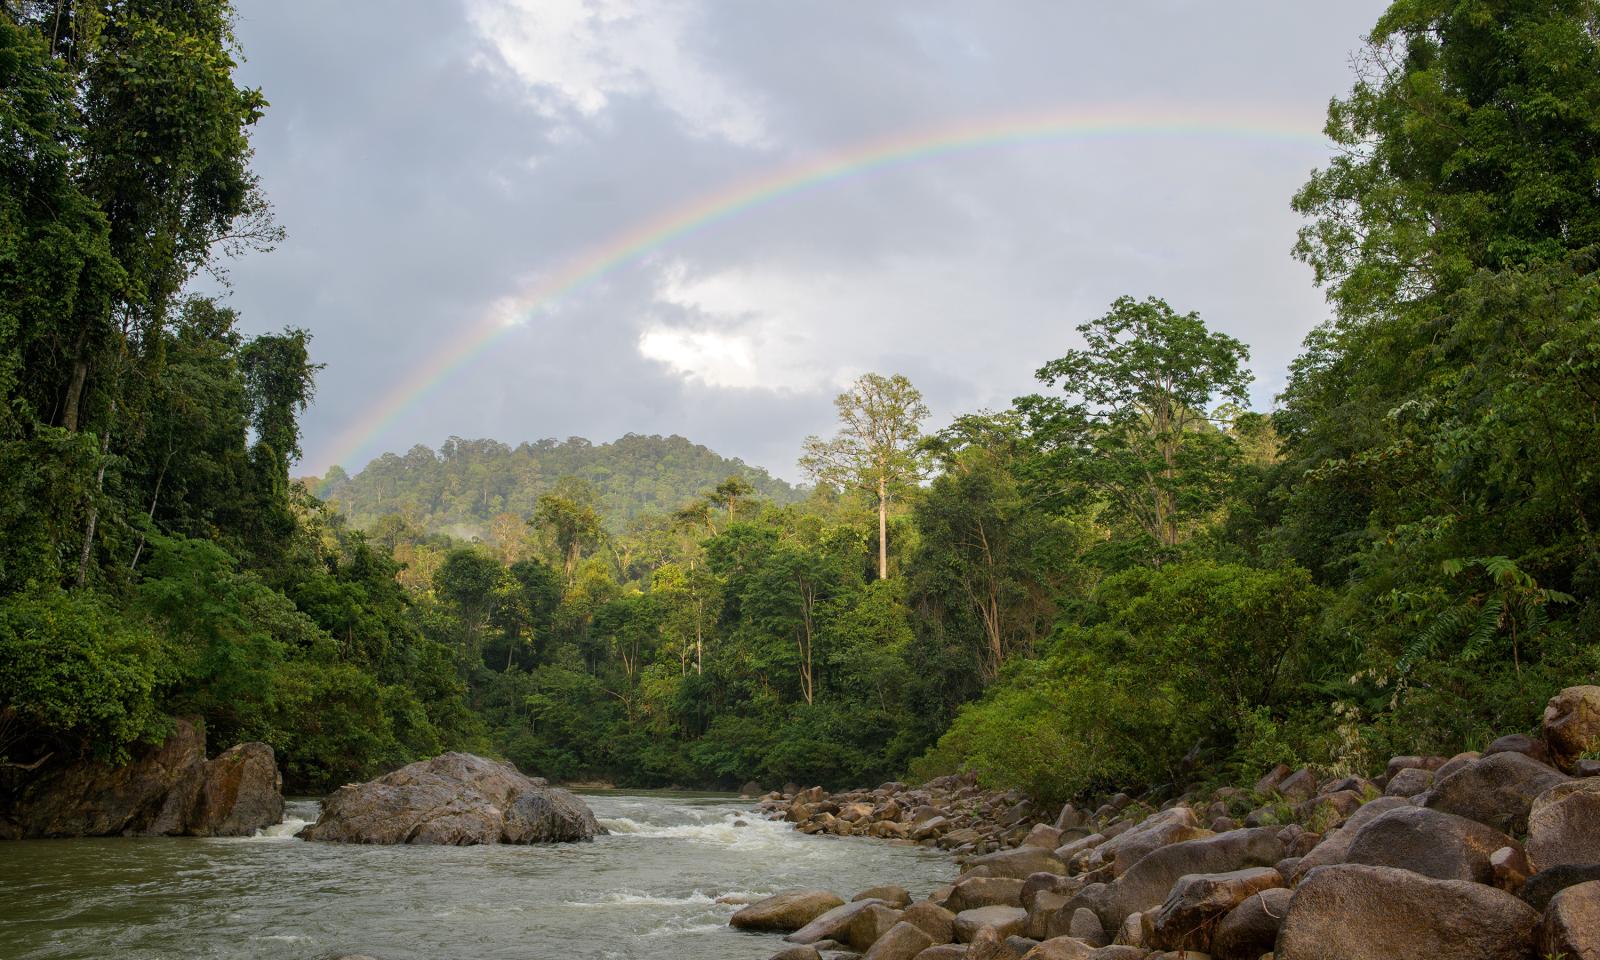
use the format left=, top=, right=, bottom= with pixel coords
left=297, top=752, right=601, bottom=845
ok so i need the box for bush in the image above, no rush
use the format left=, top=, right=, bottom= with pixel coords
left=0, top=587, right=167, bottom=764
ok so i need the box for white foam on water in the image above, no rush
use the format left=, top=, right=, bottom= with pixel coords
left=565, top=890, right=717, bottom=908
left=245, top=817, right=312, bottom=840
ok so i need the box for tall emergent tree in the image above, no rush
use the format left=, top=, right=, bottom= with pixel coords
left=1021, top=296, right=1251, bottom=556
left=801, top=373, right=930, bottom=580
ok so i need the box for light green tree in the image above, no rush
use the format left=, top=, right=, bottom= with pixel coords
left=800, top=373, right=930, bottom=580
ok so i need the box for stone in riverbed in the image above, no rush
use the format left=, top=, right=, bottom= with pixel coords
left=1544, top=685, right=1600, bottom=770
left=954, top=906, right=1028, bottom=943
left=1276, top=863, right=1539, bottom=960
left=297, top=752, right=601, bottom=845
left=1540, top=880, right=1600, bottom=960
left=856, top=885, right=914, bottom=907
left=770, top=948, right=823, bottom=960
left=787, top=898, right=889, bottom=944
left=1526, top=776, right=1600, bottom=871
left=901, top=901, right=958, bottom=944
left=865, top=921, right=936, bottom=960
left=733, top=890, right=848, bottom=932
left=1519, top=862, right=1600, bottom=912
left=1342, top=805, right=1520, bottom=884
left=1209, top=887, right=1291, bottom=960
left=1148, top=867, right=1281, bottom=952
left=1418, top=751, right=1568, bottom=834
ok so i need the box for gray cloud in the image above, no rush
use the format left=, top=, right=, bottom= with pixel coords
left=218, top=0, right=1390, bottom=482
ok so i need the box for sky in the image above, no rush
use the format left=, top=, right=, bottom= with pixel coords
left=219, top=0, right=1390, bottom=482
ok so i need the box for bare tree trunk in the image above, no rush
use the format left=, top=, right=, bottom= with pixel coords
left=877, top=475, right=889, bottom=580
left=76, top=405, right=115, bottom=587
left=129, top=447, right=173, bottom=572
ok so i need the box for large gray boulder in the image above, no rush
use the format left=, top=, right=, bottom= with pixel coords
left=1089, top=807, right=1211, bottom=878
left=1419, top=751, right=1569, bottom=834
left=1210, top=886, right=1292, bottom=960
left=1342, top=805, right=1520, bottom=884
left=1540, top=880, right=1600, bottom=960
left=1277, top=864, right=1540, bottom=960
left=297, top=753, right=601, bottom=845
left=1526, top=777, right=1600, bottom=872
left=0, top=717, right=283, bottom=839
left=1287, top=796, right=1409, bottom=883
left=1097, top=827, right=1284, bottom=930
left=786, top=898, right=889, bottom=944
left=1148, top=867, right=1282, bottom=952
left=733, top=890, right=846, bottom=933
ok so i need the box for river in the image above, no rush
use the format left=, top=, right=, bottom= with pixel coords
left=0, top=792, right=953, bottom=960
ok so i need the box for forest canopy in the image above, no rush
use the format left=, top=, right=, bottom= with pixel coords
left=3, top=0, right=1598, bottom=803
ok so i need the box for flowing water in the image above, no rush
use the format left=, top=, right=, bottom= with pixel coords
left=0, top=792, right=953, bottom=960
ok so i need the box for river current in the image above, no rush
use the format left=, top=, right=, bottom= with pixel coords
left=0, top=792, right=953, bottom=960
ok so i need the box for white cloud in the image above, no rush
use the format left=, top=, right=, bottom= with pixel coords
left=637, top=255, right=1051, bottom=403
left=466, top=0, right=769, bottom=147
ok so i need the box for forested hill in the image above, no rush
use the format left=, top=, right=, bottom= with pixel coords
left=312, top=434, right=803, bottom=536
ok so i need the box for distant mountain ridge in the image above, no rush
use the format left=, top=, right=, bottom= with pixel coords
left=312, top=434, right=804, bottom=537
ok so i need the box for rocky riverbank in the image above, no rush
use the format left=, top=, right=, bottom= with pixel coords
left=0, top=717, right=282, bottom=839
left=732, top=684, right=1600, bottom=960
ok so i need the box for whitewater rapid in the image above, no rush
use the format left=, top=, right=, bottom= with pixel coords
left=1, top=791, right=952, bottom=960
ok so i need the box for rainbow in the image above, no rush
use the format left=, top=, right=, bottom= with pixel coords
left=313, top=104, right=1328, bottom=472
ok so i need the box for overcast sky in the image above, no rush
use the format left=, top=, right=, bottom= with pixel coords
left=220, top=0, right=1389, bottom=481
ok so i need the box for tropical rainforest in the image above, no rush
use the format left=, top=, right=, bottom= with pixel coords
left=3, top=0, right=1599, bottom=804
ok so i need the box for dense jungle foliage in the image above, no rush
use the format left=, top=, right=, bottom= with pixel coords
left=313, top=434, right=800, bottom=540
left=3, top=0, right=1599, bottom=803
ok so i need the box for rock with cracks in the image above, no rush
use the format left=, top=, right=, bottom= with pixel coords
left=297, top=752, right=601, bottom=845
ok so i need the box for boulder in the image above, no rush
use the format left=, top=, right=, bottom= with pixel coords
left=1544, top=685, right=1600, bottom=769
left=1092, top=808, right=1211, bottom=878
left=949, top=877, right=1026, bottom=912
left=1018, top=937, right=1095, bottom=960
left=1483, top=733, right=1553, bottom=765
left=787, top=898, right=889, bottom=944
left=857, top=885, right=914, bottom=908
left=1055, top=804, right=1087, bottom=831
left=1526, top=777, right=1600, bottom=871
left=1021, top=873, right=1080, bottom=911
left=298, top=753, right=601, bottom=845
left=1275, top=768, right=1318, bottom=802
left=1540, top=880, right=1600, bottom=960
left=1148, top=868, right=1282, bottom=952
left=1253, top=764, right=1291, bottom=796
left=187, top=742, right=284, bottom=837
left=1490, top=845, right=1533, bottom=893
left=1433, top=750, right=1480, bottom=781
left=741, top=781, right=764, bottom=798
left=1419, top=751, right=1570, bottom=834
left=848, top=904, right=906, bottom=950
left=1024, top=824, right=1064, bottom=849
left=731, top=890, right=847, bottom=932
left=965, top=927, right=1022, bottom=960
left=1286, top=796, right=1409, bottom=883
left=1382, top=766, right=1433, bottom=797
left=902, top=901, right=958, bottom=944
left=771, top=948, right=823, bottom=960
left=1084, top=949, right=1147, bottom=960
left=914, top=947, right=968, bottom=960
left=865, top=921, right=936, bottom=960
left=1277, top=863, right=1540, bottom=960
left=1099, top=828, right=1284, bottom=931
left=1385, top=754, right=1445, bottom=777
left=0, top=717, right=284, bottom=839
left=1026, top=890, right=1072, bottom=941
left=1520, top=863, right=1600, bottom=912
left=964, top=847, right=1067, bottom=880
left=1342, top=805, right=1520, bottom=884
left=1066, top=908, right=1107, bottom=948
left=954, top=906, right=1029, bottom=943
left=1209, top=887, right=1291, bottom=960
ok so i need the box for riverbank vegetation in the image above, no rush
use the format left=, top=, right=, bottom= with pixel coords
left=4, top=0, right=1598, bottom=801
